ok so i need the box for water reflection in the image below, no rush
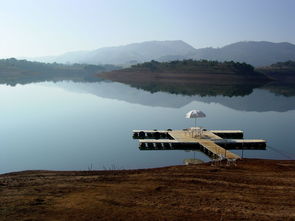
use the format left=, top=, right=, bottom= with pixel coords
left=0, top=80, right=294, bottom=174
left=54, top=81, right=295, bottom=112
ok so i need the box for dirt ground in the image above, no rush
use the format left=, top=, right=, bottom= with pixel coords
left=1, top=159, right=295, bottom=221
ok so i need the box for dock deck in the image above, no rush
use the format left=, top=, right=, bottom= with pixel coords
left=133, top=129, right=266, bottom=160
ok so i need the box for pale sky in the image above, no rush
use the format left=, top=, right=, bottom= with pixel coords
left=0, top=0, right=294, bottom=58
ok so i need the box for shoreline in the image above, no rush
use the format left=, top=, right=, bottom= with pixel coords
left=1, top=158, right=295, bottom=220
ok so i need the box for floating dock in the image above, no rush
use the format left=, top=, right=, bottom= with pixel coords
left=133, top=129, right=266, bottom=160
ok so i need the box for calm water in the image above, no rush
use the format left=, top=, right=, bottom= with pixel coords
left=1, top=81, right=295, bottom=173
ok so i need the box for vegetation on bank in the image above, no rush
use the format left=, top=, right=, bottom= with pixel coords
left=0, top=58, right=119, bottom=85
left=270, top=60, right=295, bottom=69
left=257, top=60, right=295, bottom=84
left=258, top=60, right=295, bottom=74
left=256, top=60, right=295, bottom=96
left=128, top=59, right=256, bottom=74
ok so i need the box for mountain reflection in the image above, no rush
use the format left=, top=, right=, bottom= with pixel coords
left=52, top=81, right=295, bottom=112
left=1, top=73, right=295, bottom=112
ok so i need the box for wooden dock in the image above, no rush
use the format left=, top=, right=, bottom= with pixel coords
left=133, top=129, right=266, bottom=160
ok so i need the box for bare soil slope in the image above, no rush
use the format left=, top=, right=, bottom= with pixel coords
left=1, top=159, right=295, bottom=221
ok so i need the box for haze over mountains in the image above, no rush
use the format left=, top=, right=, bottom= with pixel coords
left=30, top=41, right=196, bottom=66
left=28, top=40, right=295, bottom=67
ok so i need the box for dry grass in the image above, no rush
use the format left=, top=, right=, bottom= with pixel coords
left=1, top=159, right=295, bottom=221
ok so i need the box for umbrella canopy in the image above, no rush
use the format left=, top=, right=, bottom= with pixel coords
left=185, top=110, right=206, bottom=128
left=185, top=110, right=206, bottom=119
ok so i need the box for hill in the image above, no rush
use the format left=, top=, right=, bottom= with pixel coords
left=0, top=58, right=118, bottom=85
left=100, top=60, right=271, bottom=96
left=257, top=60, right=295, bottom=82
left=30, top=40, right=196, bottom=65
left=192, top=41, right=295, bottom=67
left=27, top=40, right=295, bottom=67
left=257, top=60, right=295, bottom=96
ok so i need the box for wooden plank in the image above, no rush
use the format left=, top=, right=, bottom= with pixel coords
left=168, top=130, right=192, bottom=141
left=210, top=130, right=243, bottom=133
left=202, top=131, right=223, bottom=139
left=213, top=139, right=266, bottom=143
left=133, top=130, right=169, bottom=133
left=168, top=130, right=240, bottom=159
left=198, top=140, right=240, bottom=159
left=134, top=129, right=243, bottom=134
left=139, top=139, right=266, bottom=144
left=139, top=139, right=179, bottom=143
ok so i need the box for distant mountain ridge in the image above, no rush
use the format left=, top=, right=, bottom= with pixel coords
left=27, top=40, right=295, bottom=67
left=31, top=40, right=196, bottom=66
left=192, top=41, right=295, bottom=67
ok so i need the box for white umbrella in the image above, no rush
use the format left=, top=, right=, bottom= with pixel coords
left=185, top=110, right=206, bottom=128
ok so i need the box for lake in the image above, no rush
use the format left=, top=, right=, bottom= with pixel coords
left=1, top=81, right=295, bottom=174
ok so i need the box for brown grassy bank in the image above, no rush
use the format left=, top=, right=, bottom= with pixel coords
left=1, top=159, right=295, bottom=221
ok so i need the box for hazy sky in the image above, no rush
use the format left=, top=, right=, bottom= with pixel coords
left=0, top=0, right=294, bottom=58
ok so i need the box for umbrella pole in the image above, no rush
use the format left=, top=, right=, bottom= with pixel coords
left=193, top=118, right=196, bottom=138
